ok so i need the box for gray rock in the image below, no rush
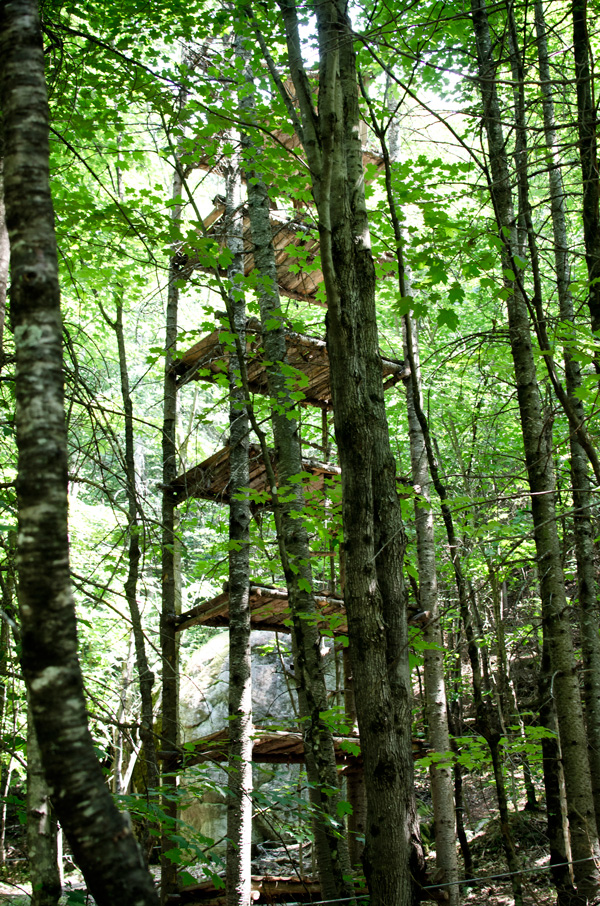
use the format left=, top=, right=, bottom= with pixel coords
left=178, top=630, right=339, bottom=863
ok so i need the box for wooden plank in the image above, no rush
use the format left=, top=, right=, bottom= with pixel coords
left=170, top=443, right=342, bottom=506
left=171, top=319, right=408, bottom=407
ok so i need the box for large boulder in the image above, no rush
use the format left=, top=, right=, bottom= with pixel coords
left=179, top=630, right=337, bottom=860
left=180, top=630, right=298, bottom=741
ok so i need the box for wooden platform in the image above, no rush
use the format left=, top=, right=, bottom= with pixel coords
left=183, top=727, right=363, bottom=768
left=175, top=580, right=430, bottom=638
left=175, top=582, right=346, bottom=636
left=172, top=318, right=408, bottom=407
left=170, top=443, right=341, bottom=507
left=180, top=727, right=428, bottom=770
left=183, top=204, right=326, bottom=307
left=166, top=874, right=321, bottom=906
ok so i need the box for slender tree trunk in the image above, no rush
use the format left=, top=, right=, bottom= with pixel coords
left=342, top=648, right=366, bottom=868
left=241, top=68, right=354, bottom=902
left=370, top=78, right=458, bottom=897
left=488, top=569, right=537, bottom=810
left=539, top=638, right=581, bottom=906
left=101, top=296, right=159, bottom=819
left=401, top=307, right=523, bottom=903
left=572, top=0, right=600, bottom=337
left=471, top=2, right=600, bottom=900
left=0, top=541, right=15, bottom=870
left=0, top=158, right=8, bottom=362
left=224, top=105, right=253, bottom=906
left=446, top=655, right=473, bottom=879
left=404, top=316, right=459, bottom=906
left=27, top=702, right=61, bottom=906
left=535, top=0, right=600, bottom=822
left=0, top=3, right=158, bottom=903
left=366, top=66, right=517, bottom=901
left=160, top=162, right=182, bottom=904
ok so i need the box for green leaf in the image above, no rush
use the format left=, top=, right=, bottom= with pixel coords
left=437, top=308, right=459, bottom=330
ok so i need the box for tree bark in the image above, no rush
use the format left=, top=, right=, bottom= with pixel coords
left=572, top=0, right=600, bottom=338
left=366, top=79, right=458, bottom=899
left=27, top=702, right=61, bottom=906
left=0, top=157, right=8, bottom=361
left=160, top=162, right=182, bottom=904
left=0, top=2, right=159, bottom=903
left=224, top=100, right=253, bottom=906
left=539, top=637, right=582, bottom=906
left=471, top=1, right=600, bottom=900
left=241, top=75, right=354, bottom=902
left=404, top=324, right=459, bottom=905
left=271, top=2, right=424, bottom=901
left=535, top=0, right=600, bottom=823
left=101, top=293, right=159, bottom=827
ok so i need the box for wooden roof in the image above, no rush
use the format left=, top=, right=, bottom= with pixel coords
left=183, top=204, right=326, bottom=307
left=175, top=582, right=346, bottom=636
left=172, top=319, right=409, bottom=408
left=170, top=444, right=340, bottom=507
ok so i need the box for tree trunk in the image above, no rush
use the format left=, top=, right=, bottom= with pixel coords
left=471, top=1, right=600, bottom=899
left=224, top=108, right=253, bottom=906
left=534, top=0, right=600, bottom=823
left=572, top=0, right=600, bottom=337
left=539, top=637, right=582, bottom=906
left=101, top=294, right=159, bottom=828
left=273, top=2, right=423, bottom=901
left=241, top=77, right=354, bottom=901
left=27, top=702, right=61, bottom=906
left=160, top=161, right=182, bottom=904
left=0, top=157, right=8, bottom=361
left=404, top=316, right=459, bottom=905
left=0, top=3, right=159, bottom=903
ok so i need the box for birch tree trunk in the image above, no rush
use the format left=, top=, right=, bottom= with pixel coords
left=224, top=112, right=253, bottom=906
left=0, top=2, right=158, bottom=903
left=471, top=2, right=600, bottom=900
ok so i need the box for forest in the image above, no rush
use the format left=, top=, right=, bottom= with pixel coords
left=1, top=0, right=600, bottom=904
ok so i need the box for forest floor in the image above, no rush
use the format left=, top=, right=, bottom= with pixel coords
left=0, top=774, right=561, bottom=904
left=457, top=773, right=556, bottom=905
